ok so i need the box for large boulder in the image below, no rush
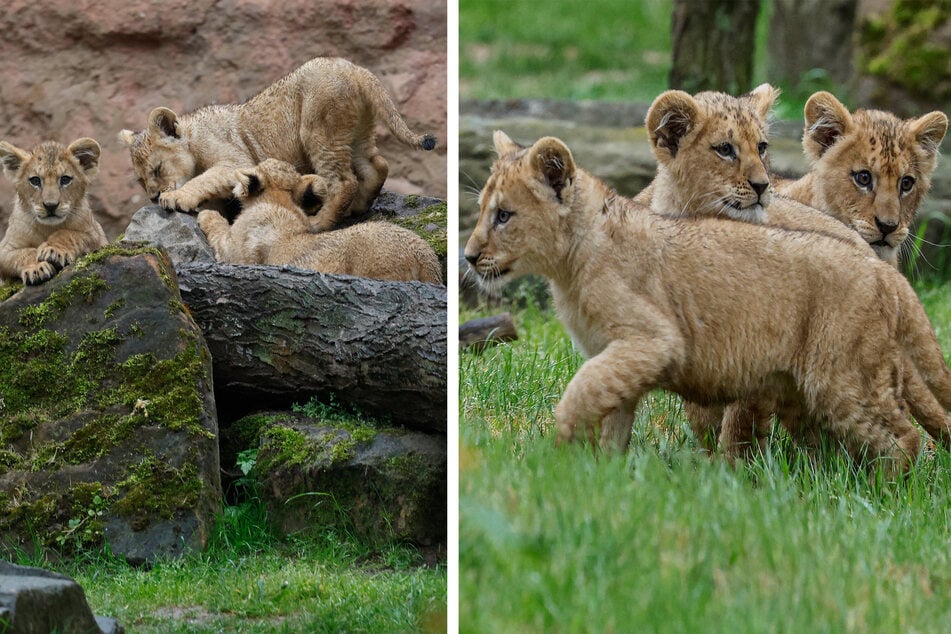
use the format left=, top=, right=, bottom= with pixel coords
left=0, top=246, right=221, bottom=564
left=0, top=0, right=447, bottom=238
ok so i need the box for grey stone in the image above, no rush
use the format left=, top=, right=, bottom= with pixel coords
left=0, top=561, right=124, bottom=634
left=121, top=205, right=216, bottom=266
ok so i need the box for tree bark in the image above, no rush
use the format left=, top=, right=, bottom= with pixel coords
left=669, top=0, right=761, bottom=95
left=175, top=262, right=447, bottom=432
left=767, top=0, right=858, bottom=89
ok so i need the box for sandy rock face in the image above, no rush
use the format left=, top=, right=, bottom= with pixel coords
left=0, top=0, right=447, bottom=238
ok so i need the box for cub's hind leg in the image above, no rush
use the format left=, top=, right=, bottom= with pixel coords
left=348, top=139, right=388, bottom=216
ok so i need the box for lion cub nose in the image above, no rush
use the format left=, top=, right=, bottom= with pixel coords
left=749, top=180, right=769, bottom=197
left=875, top=217, right=899, bottom=237
left=464, top=252, right=479, bottom=266
left=43, top=202, right=59, bottom=213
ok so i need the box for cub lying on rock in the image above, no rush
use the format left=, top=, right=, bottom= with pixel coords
left=465, top=131, right=951, bottom=475
left=0, top=138, right=107, bottom=285
left=120, top=57, right=437, bottom=232
left=197, top=159, right=442, bottom=284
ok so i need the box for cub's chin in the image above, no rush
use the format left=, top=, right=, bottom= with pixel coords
left=725, top=202, right=766, bottom=224
left=34, top=211, right=69, bottom=226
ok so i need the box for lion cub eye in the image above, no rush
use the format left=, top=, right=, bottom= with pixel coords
left=900, top=175, right=916, bottom=193
left=59, top=175, right=73, bottom=187
left=495, top=209, right=513, bottom=225
left=28, top=176, right=41, bottom=188
left=852, top=170, right=873, bottom=190
left=713, top=143, right=736, bottom=159
left=757, top=141, right=768, bottom=157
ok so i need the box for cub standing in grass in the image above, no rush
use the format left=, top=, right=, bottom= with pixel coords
left=0, top=138, right=107, bottom=285
left=642, top=85, right=949, bottom=457
left=197, top=158, right=442, bottom=284
left=465, top=130, right=951, bottom=475
left=119, top=57, right=437, bottom=232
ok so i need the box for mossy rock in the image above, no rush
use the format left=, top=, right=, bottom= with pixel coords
left=0, top=246, right=221, bottom=563
left=241, top=411, right=445, bottom=547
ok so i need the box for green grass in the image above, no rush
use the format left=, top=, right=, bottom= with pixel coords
left=459, top=0, right=843, bottom=120
left=12, top=493, right=445, bottom=633
left=459, top=287, right=951, bottom=632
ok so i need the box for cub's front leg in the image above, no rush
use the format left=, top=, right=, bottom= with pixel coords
left=160, top=164, right=243, bottom=213
left=36, top=228, right=106, bottom=270
left=0, top=245, right=57, bottom=285
left=197, top=209, right=233, bottom=261
left=555, top=336, right=677, bottom=449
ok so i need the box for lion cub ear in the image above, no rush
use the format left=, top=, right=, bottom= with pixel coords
left=529, top=136, right=575, bottom=203
left=803, top=91, right=853, bottom=160
left=909, top=111, right=949, bottom=156
left=0, top=141, right=30, bottom=179
left=493, top=130, right=523, bottom=157
left=645, top=90, right=701, bottom=162
left=294, top=175, right=328, bottom=216
left=746, top=83, right=780, bottom=121
left=148, top=107, right=181, bottom=139
left=67, top=138, right=101, bottom=178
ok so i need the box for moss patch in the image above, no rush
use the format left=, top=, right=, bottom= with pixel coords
left=113, top=454, right=203, bottom=522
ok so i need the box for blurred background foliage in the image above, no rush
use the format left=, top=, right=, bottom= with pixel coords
left=460, top=0, right=950, bottom=120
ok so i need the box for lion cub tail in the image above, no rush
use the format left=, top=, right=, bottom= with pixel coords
left=362, top=69, right=437, bottom=151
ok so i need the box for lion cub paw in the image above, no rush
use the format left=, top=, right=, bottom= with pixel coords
left=20, top=261, right=58, bottom=286
left=159, top=189, right=202, bottom=213
left=36, top=242, right=75, bottom=269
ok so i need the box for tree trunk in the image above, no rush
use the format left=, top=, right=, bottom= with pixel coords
left=669, top=0, right=761, bottom=95
left=175, top=262, right=447, bottom=432
left=767, top=0, right=858, bottom=89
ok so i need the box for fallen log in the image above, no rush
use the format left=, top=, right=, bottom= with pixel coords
left=176, top=262, right=447, bottom=432
left=460, top=312, right=518, bottom=352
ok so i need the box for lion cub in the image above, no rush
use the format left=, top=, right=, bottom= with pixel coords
left=466, top=131, right=951, bottom=474
left=0, top=139, right=107, bottom=285
left=197, top=159, right=442, bottom=284
left=779, top=91, right=948, bottom=267
left=119, top=57, right=437, bottom=232
left=641, top=83, right=869, bottom=250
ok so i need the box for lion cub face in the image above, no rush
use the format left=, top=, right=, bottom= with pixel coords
left=800, top=92, right=948, bottom=263
left=646, top=84, right=777, bottom=222
left=232, top=158, right=327, bottom=214
left=465, top=131, right=574, bottom=290
left=0, top=138, right=100, bottom=225
left=119, top=107, right=197, bottom=203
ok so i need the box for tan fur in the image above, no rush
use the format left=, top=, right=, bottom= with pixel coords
left=197, top=159, right=442, bottom=284
left=642, top=86, right=877, bottom=456
left=119, top=57, right=437, bottom=232
left=0, top=139, right=107, bottom=285
left=779, top=91, right=948, bottom=267
left=465, top=131, right=951, bottom=474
